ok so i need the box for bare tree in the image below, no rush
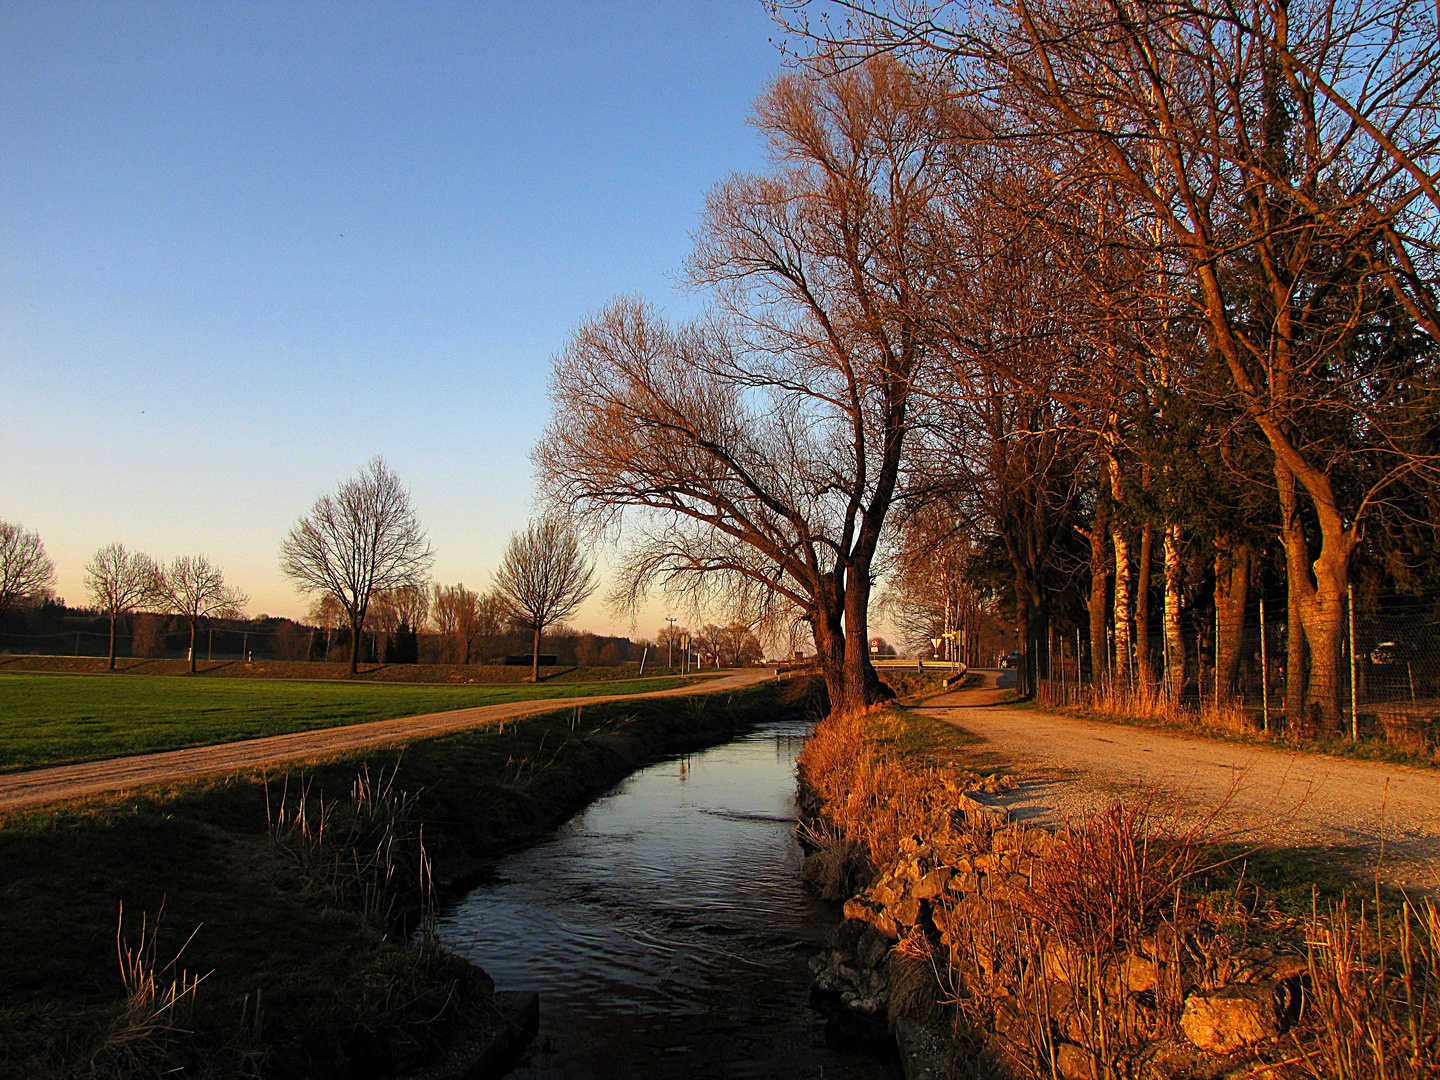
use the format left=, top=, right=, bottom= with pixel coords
left=430, top=583, right=503, bottom=664
left=536, top=59, right=959, bottom=716
left=280, top=457, right=434, bottom=674
left=0, top=520, right=56, bottom=617
left=157, top=555, right=248, bottom=672
left=84, top=544, right=161, bottom=670
left=493, top=519, right=597, bottom=682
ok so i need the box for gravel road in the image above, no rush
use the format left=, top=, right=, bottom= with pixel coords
left=0, top=669, right=774, bottom=814
left=921, top=670, right=1440, bottom=895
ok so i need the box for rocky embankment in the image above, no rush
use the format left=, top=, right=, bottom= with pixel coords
left=799, top=748, right=1375, bottom=1080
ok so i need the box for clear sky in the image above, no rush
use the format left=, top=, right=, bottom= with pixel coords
left=1, top=0, right=791, bottom=637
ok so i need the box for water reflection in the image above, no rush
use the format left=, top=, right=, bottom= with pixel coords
left=436, top=721, right=897, bottom=1079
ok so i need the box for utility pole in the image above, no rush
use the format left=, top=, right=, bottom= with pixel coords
left=666, top=617, right=676, bottom=668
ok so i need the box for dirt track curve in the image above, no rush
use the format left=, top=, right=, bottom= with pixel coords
left=0, top=669, right=774, bottom=814
left=921, top=670, right=1440, bottom=894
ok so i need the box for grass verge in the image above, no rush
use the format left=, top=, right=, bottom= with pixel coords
left=0, top=681, right=798, bottom=1078
left=1017, top=693, right=1440, bottom=771
left=0, top=672, right=688, bottom=771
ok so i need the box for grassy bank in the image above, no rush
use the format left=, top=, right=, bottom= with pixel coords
left=0, top=680, right=803, bottom=1078
left=0, top=672, right=688, bottom=771
left=1021, top=690, right=1440, bottom=771
left=798, top=702, right=1438, bottom=1079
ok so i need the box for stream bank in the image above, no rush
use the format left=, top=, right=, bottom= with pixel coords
left=0, top=682, right=808, bottom=1079
left=435, top=716, right=899, bottom=1080
left=796, top=702, right=1439, bottom=1080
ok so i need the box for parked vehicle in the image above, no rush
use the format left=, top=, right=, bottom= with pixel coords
left=999, top=651, right=1019, bottom=669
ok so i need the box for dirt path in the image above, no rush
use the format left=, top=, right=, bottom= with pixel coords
left=921, top=670, right=1440, bottom=894
left=0, top=669, right=775, bottom=814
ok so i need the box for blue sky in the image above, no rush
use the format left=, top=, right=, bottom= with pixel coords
left=0, top=1, right=790, bottom=634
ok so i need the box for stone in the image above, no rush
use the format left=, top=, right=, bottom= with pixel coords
left=948, top=871, right=980, bottom=894
left=843, top=896, right=884, bottom=925
left=856, top=926, right=891, bottom=969
left=1119, top=952, right=1158, bottom=993
left=1055, top=1041, right=1098, bottom=1080
left=913, top=867, right=953, bottom=899
left=893, top=897, right=923, bottom=927
left=1180, top=985, right=1280, bottom=1053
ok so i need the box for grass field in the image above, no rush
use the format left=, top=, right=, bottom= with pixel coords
left=0, top=672, right=687, bottom=771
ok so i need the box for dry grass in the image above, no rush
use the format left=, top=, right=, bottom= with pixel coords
left=265, top=761, right=427, bottom=927
left=1285, top=895, right=1440, bottom=1080
left=802, top=702, right=1440, bottom=1079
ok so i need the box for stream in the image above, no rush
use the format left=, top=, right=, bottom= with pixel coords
left=435, top=718, right=899, bottom=1079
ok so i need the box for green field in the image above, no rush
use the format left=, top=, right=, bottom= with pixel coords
left=0, top=672, right=686, bottom=771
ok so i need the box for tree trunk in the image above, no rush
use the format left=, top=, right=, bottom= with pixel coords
left=108, top=612, right=117, bottom=671
left=1015, top=585, right=1031, bottom=698
left=1214, top=538, right=1251, bottom=703
left=1163, top=524, right=1184, bottom=705
left=1135, top=522, right=1154, bottom=695
left=349, top=613, right=362, bottom=675
left=188, top=619, right=198, bottom=673
left=1111, top=523, right=1133, bottom=692
left=531, top=626, right=542, bottom=683
left=1275, top=462, right=1353, bottom=728
left=813, top=571, right=892, bottom=718
left=1088, top=503, right=1110, bottom=687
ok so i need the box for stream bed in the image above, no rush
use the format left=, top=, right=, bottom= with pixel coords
left=435, top=718, right=899, bottom=1079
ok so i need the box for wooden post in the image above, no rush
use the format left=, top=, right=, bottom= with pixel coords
left=1259, top=597, right=1269, bottom=734
left=1348, top=583, right=1358, bottom=741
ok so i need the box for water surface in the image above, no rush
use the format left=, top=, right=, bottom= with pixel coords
left=436, top=719, right=898, bottom=1079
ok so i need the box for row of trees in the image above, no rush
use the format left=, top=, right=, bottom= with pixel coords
left=534, top=0, right=1439, bottom=722
left=279, top=458, right=599, bottom=679
left=83, top=546, right=248, bottom=671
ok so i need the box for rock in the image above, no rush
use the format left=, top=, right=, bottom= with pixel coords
left=1055, top=1041, right=1098, bottom=1080
left=1119, top=952, right=1158, bottom=993
left=948, top=871, right=980, bottom=895
left=913, top=867, right=953, bottom=899
left=1180, top=985, right=1280, bottom=1052
left=893, top=897, right=923, bottom=927
left=843, top=896, right=884, bottom=924
left=895, top=1017, right=949, bottom=1080
left=856, top=925, right=891, bottom=969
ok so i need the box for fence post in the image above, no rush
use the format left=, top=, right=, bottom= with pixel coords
left=1348, top=582, right=1358, bottom=741
left=1259, top=597, right=1269, bottom=734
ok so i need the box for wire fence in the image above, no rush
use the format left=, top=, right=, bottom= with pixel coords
left=1032, top=598, right=1440, bottom=758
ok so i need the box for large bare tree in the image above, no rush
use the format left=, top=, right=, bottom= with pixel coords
left=280, top=457, right=434, bottom=674
left=0, top=520, right=56, bottom=618
left=156, top=555, right=248, bottom=672
left=493, top=519, right=597, bottom=682
left=84, top=543, right=161, bottom=670
left=535, top=59, right=956, bottom=716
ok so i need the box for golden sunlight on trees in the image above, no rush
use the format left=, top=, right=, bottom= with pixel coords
left=536, top=59, right=959, bottom=716
left=0, top=520, right=55, bottom=618
left=493, top=518, right=597, bottom=682
left=760, top=0, right=1440, bottom=730
left=429, top=583, right=503, bottom=664
left=156, top=555, right=248, bottom=673
left=84, top=544, right=161, bottom=671
left=280, top=457, right=434, bottom=674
